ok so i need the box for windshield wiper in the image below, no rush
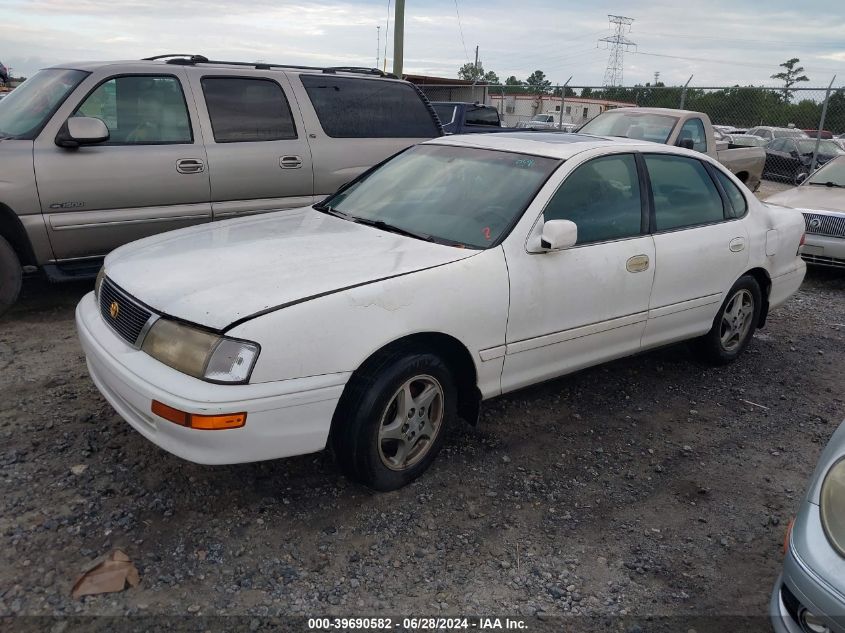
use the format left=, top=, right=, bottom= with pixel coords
left=313, top=203, right=355, bottom=221
left=352, top=217, right=435, bottom=242
left=808, top=181, right=845, bottom=188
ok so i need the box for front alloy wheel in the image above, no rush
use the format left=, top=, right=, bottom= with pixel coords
left=378, top=375, right=444, bottom=471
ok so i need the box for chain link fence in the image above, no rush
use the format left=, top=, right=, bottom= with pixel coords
left=415, top=82, right=845, bottom=184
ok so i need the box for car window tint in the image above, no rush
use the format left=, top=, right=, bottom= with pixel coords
left=74, top=75, right=192, bottom=144
left=201, top=77, right=296, bottom=143
left=646, top=154, right=725, bottom=231
left=678, top=118, right=707, bottom=152
left=465, top=106, right=499, bottom=126
left=543, top=154, right=642, bottom=244
left=714, top=170, right=748, bottom=217
left=432, top=104, right=456, bottom=125
left=300, top=75, right=439, bottom=138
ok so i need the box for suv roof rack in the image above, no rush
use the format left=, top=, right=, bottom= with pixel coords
left=141, top=55, right=398, bottom=78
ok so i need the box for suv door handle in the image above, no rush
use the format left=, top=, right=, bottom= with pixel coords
left=280, top=155, right=303, bottom=169
left=176, top=158, right=205, bottom=174
left=729, top=237, right=745, bottom=252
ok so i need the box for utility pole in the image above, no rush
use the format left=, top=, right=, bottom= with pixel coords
left=474, top=46, right=479, bottom=72
left=392, top=0, right=405, bottom=77
left=598, top=15, right=635, bottom=86
left=654, top=71, right=660, bottom=85
left=376, top=25, right=381, bottom=69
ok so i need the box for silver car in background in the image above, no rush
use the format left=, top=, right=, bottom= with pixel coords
left=771, top=420, right=845, bottom=633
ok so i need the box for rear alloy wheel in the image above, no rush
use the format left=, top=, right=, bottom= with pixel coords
left=0, top=235, right=22, bottom=318
left=692, top=275, right=762, bottom=365
left=331, top=350, right=456, bottom=491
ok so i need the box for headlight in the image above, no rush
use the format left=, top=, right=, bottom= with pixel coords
left=95, top=267, right=105, bottom=299
left=141, top=318, right=260, bottom=384
left=820, top=457, right=845, bottom=558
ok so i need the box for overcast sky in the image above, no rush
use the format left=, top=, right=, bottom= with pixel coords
left=2, top=0, right=844, bottom=87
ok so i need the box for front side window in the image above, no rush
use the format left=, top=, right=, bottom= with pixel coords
left=678, top=118, right=707, bottom=152
left=465, top=106, right=499, bottom=126
left=73, top=75, right=192, bottom=144
left=300, top=75, right=440, bottom=138
left=323, top=144, right=559, bottom=248
left=543, top=154, right=642, bottom=244
left=645, top=154, right=725, bottom=231
left=202, top=77, right=296, bottom=143
left=0, top=68, right=88, bottom=139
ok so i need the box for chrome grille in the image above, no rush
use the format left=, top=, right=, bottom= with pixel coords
left=802, top=212, right=845, bottom=238
left=98, top=277, right=154, bottom=347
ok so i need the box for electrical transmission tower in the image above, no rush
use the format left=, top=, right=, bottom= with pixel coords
left=598, top=15, right=636, bottom=86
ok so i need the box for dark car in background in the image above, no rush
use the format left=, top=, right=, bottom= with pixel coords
left=764, top=137, right=845, bottom=184
left=431, top=101, right=506, bottom=134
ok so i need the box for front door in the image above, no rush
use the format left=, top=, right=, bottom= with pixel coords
left=34, top=70, right=211, bottom=260
left=501, top=153, right=656, bottom=393
left=189, top=72, right=315, bottom=219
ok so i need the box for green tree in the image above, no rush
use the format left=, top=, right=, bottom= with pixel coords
left=483, top=70, right=500, bottom=84
left=505, top=75, right=523, bottom=86
left=525, top=70, right=551, bottom=95
left=771, top=58, right=810, bottom=100
left=457, top=63, right=499, bottom=84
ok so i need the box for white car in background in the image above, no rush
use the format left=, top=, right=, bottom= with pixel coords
left=76, top=133, right=806, bottom=490
left=767, top=156, right=845, bottom=269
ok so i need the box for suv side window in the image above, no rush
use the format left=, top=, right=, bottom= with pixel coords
left=645, top=154, right=726, bottom=231
left=678, top=118, right=707, bottom=152
left=713, top=169, right=748, bottom=218
left=201, top=77, right=296, bottom=142
left=73, top=75, right=192, bottom=144
left=543, top=153, right=642, bottom=244
left=300, top=75, right=440, bottom=138
left=465, top=106, right=499, bottom=126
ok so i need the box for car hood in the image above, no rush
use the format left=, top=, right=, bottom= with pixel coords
left=766, top=186, right=845, bottom=214
left=105, top=207, right=477, bottom=330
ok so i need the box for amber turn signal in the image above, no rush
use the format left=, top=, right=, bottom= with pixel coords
left=151, top=400, right=246, bottom=430
left=783, top=517, right=795, bottom=555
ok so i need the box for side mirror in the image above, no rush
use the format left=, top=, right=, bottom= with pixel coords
left=678, top=138, right=695, bottom=150
left=540, top=219, right=578, bottom=251
left=55, top=117, right=110, bottom=148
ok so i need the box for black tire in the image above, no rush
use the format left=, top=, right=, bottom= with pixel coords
left=0, top=235, right=22, bottom=318
left=330, top=348, right=456, bottom=491
left=692, top=275, right=762, bottom=365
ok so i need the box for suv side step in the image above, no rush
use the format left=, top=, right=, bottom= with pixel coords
left=43, top=259, right=103, bottom=283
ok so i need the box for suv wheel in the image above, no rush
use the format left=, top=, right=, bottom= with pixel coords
left=331, top=349, right=456, bottom=491
left=692, top=275, right=762, bottom=365
left=0, top=235, right=22, bottom=317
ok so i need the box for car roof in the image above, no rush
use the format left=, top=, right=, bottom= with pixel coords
left=426, top=132, right=672, bottom=160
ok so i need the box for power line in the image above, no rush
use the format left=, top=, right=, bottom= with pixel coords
left=631, top=50, right=845, bottom=75
left=454, top=0, right=470, bottom=64
left=598, top=15, right=635, bottom=86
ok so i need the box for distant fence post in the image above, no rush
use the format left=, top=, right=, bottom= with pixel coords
left=558, top=76, right=572, bottom=130
left=811, top=75, right=837, bottom=173
left=679, top=75, right=693, bottom=109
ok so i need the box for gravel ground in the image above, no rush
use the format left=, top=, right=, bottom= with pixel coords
left=1, top=183, right=843, bottom=631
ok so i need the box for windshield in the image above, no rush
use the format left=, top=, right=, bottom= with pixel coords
left=806, top=156, right=845, bottom=187
left=795, top=139, right=844, bottom=155
left=321, top=144, right=560, bottom=249
left=772, top=128, right=807, bottom=138
left=0, top=69, right=88, bottom=139
left=532, top=115, right=552, bottom=122
left=579, top=111, right=678, bottom=143
left=730, top=135, right=767, bottom=147
left=433, top=104, right=456, bottom=125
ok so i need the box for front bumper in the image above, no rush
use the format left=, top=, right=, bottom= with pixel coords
left=802, top=235, right=845, bottom=269
left=76, top=292, right=349, bottom=465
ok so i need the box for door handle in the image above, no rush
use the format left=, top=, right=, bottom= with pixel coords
left=729, top=237, right=745, bottom=252
left=176, top=158, right=204, bottom=174
left=280, top=155, right=303, bottom=169
left=626, top=254, right=650, bottom=273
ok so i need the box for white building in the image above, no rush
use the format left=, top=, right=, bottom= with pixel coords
left=489, top=93, right=637, bottom=127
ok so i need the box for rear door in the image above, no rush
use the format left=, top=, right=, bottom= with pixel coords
left=641, top=153, right=749, bottom=349
left=188, top=70, right=314, bottom=220
left=34, top=68, right=212, bottom=260
left=290, top=74, right=441, bottom=197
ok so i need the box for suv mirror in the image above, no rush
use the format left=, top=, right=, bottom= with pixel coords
left=55, top=117, right=110, bottom=148
left=541, top=219, right=578, bottom=250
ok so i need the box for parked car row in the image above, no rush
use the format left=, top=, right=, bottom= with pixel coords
left=764, top=138, right=845, bottom=185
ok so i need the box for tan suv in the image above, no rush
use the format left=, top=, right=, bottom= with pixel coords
left=0, top=55, right=442, bottom=314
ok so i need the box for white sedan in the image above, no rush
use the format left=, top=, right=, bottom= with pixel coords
left=76, top=133, right=807, bottom=490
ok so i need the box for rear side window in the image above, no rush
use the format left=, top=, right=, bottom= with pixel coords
left=465, top=106, right=499, bottom=126
left=714, top=169, right=748, bottom=217
left=300, top=75, right=439, bottom=138
left=201, top=77, right=296, bottom=143
left=544, top=154, right=642, bottom=244
left=73, top=75, right=192, bottom=144
left=645, top=154, right=725, bottom=231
